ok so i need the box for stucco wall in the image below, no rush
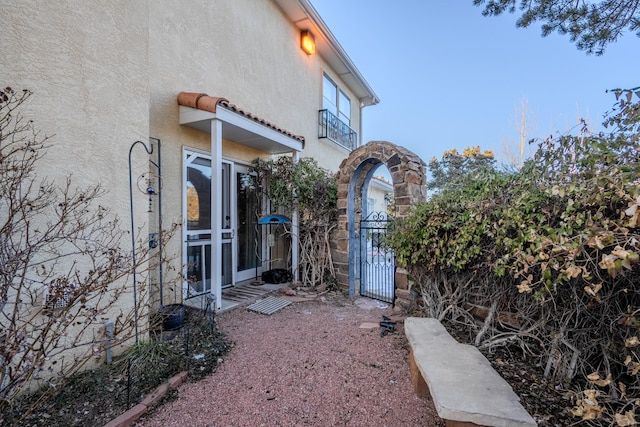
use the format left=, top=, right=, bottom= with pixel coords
left=148, top=0, right=358, bottom=176
left=1, top=0, right=368, bottom=378
left=1, top=1, right=151, bottom=363
left=368, top=177, right=393, bottom=215
left=148, top=0, right=362, bottom=298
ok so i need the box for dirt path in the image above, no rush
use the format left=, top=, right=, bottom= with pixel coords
left=136, top=294, right=442, bottom=427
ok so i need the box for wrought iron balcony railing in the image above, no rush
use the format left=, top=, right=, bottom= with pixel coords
left=318, top=109, right=357, bottom=150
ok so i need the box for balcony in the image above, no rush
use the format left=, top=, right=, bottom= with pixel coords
left=318, top=109, right=357, bottom=150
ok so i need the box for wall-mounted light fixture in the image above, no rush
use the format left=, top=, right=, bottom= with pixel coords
left=300, top=30, right=316, bottom=55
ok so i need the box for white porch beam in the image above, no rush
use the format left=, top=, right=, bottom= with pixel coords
left=211, top=118, right=223, bottom=311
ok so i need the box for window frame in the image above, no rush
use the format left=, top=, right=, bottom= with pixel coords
left=338, top=89, right=351, bottom=126
left=323, top=72, right=351, bottom=125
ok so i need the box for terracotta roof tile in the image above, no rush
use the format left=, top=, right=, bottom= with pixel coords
left=177, top=92, right=305, bottom=143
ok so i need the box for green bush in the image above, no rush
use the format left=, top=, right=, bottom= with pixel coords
left=250, top=157, right=338, bottom=288
left=386, top=90, right=640, bottom=424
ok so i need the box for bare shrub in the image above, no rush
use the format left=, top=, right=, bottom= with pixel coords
left=0, top=87, right=175, bottom=422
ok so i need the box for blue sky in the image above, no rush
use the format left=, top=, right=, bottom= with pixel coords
left=310, top=0, right=639, bottom=167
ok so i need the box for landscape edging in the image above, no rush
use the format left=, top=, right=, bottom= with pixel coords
left=102, top=371, right=188, bottom=427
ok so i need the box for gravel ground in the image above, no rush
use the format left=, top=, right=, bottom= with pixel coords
left=136, top=294, right=442, bottom=427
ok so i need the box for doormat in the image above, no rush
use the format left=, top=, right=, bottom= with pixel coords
left=222, top=285, right=269, bottom=302
left=246, top=296, right=292, bottom=315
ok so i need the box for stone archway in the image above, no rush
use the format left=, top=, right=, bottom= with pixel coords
left=332, top=141, right=426, bottom=309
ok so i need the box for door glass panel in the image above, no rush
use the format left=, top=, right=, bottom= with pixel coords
left=221, top=161, right=233, bottom=287
left=186, top=157, right=211, bottom=231
left=237, top=171, right=261, bottom=273
left=186, top=245, right=203, bottom=293
left=203, top=243, right=211, bottom=292
left=221, top=162, right=231, bottom=231
left=221, top=241, right=232, bottom=287
left=184, top=152, right=212, bottom=297
left=186, top=242, right=212, bottom=294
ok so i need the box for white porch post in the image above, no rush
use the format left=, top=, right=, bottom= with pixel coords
left=211, top=119, right=223, bottom=310
left=291, top=150, right=299, bottom=282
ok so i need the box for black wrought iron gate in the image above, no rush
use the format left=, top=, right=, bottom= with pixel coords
left=359, top=211, right=395, bottom=304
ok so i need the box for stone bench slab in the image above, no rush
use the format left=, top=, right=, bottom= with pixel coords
left=405, top=317, right=536, bottom=427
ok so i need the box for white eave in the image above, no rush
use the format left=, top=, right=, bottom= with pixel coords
left=179, top=105, right=304, bottom=155
left=273, top=0, right=380, bottom=107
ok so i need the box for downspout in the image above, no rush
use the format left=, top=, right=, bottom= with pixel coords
left=359, top=102, right=364, bottom=147
left=104, top=319, right=114, bottom=364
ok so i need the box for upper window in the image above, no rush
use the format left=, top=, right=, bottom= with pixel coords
left=338, top=90, right=351, bottom=125
left=323, top=74, right=350, bottom=125
left=320, top=73, right=357, bottom=150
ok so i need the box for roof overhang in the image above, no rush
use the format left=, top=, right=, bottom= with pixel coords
left=273, top=0, right=380, bottom=107
left=178, top=93, right=304, bottom=155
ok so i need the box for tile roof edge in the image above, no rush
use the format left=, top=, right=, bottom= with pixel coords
left=177, top=92, right=228, bottom=113
left=177, top=92, right=305, bottom=144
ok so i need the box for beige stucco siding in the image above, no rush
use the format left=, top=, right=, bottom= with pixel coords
left=2, top=1, right=149, bottom=189
left=223, top=139, right=271, bottom=163
left=149, top=0, right=316, bottom=143
left=368, top=178, right=394, bottom=214
left=1, top=1, right=151, bottom=361
left=148, top=0, right=362, bottom=299
left=148, top=0, right=359, bottom=174
left=1, top=0, right=373, bottom=383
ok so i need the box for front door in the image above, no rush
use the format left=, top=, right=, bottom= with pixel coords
left=234, top=164, right=262, bottom=282
left=184, top=151, right=261, bottom=296
left=220, top=162, right=262, bottom=286
left=184, top=151, right=213, bottom=296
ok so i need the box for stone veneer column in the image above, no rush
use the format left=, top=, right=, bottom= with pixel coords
left=333, top=141, right=426, bottom=309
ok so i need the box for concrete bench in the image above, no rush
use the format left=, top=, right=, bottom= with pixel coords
left=404, top=317, right=537, bottom=427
